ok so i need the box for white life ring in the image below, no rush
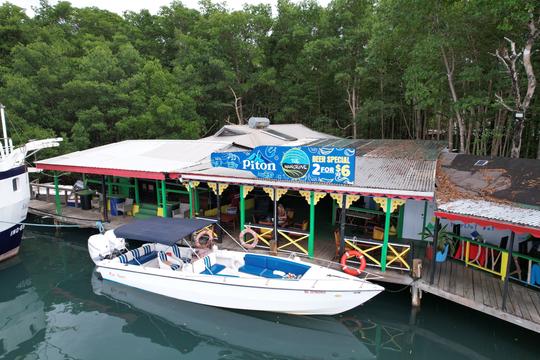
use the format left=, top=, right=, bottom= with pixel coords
left=195, top=230, right=214, bottom=249
left=239, top=228, right=258, bottom=249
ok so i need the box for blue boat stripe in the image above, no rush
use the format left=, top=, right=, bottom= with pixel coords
left=0, top=165, right=26, bottom=180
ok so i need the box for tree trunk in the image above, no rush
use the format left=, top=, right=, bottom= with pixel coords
left=441, top=47, right=466, bottom=153
left=448, top=116, right=454, bottom=151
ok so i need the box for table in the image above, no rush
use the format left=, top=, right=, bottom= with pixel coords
left=76, top=190, right=95, bottom=210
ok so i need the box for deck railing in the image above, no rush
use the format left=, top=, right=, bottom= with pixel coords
left=450, top=235, right=508, bottom=280
left=31, top=182, right=79, bottom=207
left=344, top=237, right=411, bottom=271
left=243, top=223, right=310, bottom=255
left=447, top=234, right=540, bottom=288
left=509, top=252, right=540, bottom=289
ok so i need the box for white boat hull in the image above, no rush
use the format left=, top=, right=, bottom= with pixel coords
left=95, top=259, right=382, bottom=315
left=0, top=165, right=29, bottom=262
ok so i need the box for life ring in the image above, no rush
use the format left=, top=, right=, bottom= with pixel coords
left=239, top=228, right=259, bottom=249
left=195, top=230, right=214, bottom=249
left=340, top=250, right=366, bottom=276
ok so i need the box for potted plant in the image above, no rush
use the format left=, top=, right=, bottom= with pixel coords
left=420, top=224, right=455, bottom=262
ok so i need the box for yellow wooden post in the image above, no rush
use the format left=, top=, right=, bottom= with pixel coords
left=465, top=241, right=470, bottom=267
left=500, top=251, right=509, bottom=280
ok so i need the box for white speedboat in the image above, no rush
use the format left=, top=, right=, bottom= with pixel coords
left=88, top=217, right=383, bottom=315
left=92, top=272, right=375, bottom=359
left=0, top=104, right=61, bottom=262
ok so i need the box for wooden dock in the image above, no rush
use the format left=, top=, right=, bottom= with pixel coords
left=416, top=259, right=540, bottom=333
left=28, top=199, right=134, bottom=230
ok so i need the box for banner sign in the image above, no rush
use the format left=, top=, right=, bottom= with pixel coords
left=211, top=146, right=355, bottom=185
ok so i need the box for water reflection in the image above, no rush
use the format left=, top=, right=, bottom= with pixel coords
left=91, top=272, right=374, bottom=360
left=1, top=228, right=538, bottom=360
left=0, top=259, right=46, bottom=358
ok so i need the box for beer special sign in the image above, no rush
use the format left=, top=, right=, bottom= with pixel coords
left=211, top=146, right=355, bottom=185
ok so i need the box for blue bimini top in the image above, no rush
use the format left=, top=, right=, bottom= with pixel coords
left=113, top=217, right=215, bottom=246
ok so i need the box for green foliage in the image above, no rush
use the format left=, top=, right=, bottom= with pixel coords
left=0, top=0, right=538, bottom=158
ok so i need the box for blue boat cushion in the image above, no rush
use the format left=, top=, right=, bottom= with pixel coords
left=239, top=254, right=310, bottom=279
left=192, top=253, right=225, bottom=275
left=201, top=264, right=226, bottom=275
left=127, top=251, right=157, bottom=265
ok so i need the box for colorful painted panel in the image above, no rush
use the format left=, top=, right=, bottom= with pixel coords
left=211, top=146, right=355, bottom=185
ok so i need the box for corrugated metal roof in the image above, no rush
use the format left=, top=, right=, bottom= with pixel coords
left=36, top=140, right=232, bottom=174
left=438, top=199, right=540, bottom=229
left=206, top=124, right=336, bottom=149
left=308, top=139, right=445, bottom=161
left=356, top=158, right=436, bottom=192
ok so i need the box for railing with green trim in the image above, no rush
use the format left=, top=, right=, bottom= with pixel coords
left=508, top=252, right=540, bottom=289
left=449, top=234, right=508, bottom=280
left=448, top=234, right=540, bottom=287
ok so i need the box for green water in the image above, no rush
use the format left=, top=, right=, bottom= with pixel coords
left=1, top=227, right=538, bottom=360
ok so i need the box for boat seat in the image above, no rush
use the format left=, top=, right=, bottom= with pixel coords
left=193, top=253, right=226, bottom=275
left=127, top=251, right=157, bottom=265
left=238, top=254, right=310, bottom=279
left=158, top=251, right=183, bottom=271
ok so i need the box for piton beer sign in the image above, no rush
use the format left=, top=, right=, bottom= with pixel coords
left=211, top=146, right=355, bottom=185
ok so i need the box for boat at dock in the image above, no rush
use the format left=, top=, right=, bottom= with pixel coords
left=0, top=104, right=61, bottom=262
left=88, top=217, right=383, bottom=315
left=91, top=272, right=375, bottom=359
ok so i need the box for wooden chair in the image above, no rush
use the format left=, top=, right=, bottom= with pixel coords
left=334, top=228, right=352, bottom=258
left=116, top=198, right=134, bottom=216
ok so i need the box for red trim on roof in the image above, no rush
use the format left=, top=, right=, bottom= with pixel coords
left=434, top=210, right=540, bottom=237
left=35, top=164, right=165, bottom=180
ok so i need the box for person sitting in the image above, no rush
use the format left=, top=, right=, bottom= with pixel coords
left=277, top=203, right=288, bottom=227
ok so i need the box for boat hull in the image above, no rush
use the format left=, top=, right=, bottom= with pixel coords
left=0, top=165, right=29, bottom=262
left=95, top=263, right=382, bottom=315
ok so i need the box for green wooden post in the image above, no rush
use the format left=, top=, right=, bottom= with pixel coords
left=161, top=179, right=167, bottom=217
left=381, top=198, right=392, bottom=272
left=155, top=180, right=161, bottom=207
left=239, top=185, right=245, bottom=231
left=107, top=176, right=113, bottom=196
left=397, top=201, right=405, bottom=240
left=309, top=191, right=315, bottom=258
left=54, top=172, right=61, bottom=215
left=421, top=200, right=428, bottom=241
left=82, top=174, right=87, bottom=188
left=134, top=178, right=140, bottom=204
left=331, top=198, right=336, bottom=226
left=193, top=186, right=199, bottom=216
left=188, top=183, right=194, bottom=219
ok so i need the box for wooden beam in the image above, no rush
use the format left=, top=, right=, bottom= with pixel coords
left=239, top=185, right=245, bottom=231
left=53, top=172, right=61, bottom=216
left=380, top=198, right=392, bottom=272
left=502, top=231, right=515, bottom=311
left=309, top=190, right=315, bottom=258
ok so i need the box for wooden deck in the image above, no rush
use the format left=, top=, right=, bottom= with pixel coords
left=417, top=259, right=540, bottom=333
left=28, top=199, right=134, bottom=230
left=28, top=198, right=413, bottom=285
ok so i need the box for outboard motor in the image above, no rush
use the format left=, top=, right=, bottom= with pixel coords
left=88, top=230, right=126, bottom=264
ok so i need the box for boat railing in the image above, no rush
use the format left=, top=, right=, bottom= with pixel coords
left=286, top=251, right=384, bottom=282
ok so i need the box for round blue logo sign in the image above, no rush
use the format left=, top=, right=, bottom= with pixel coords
left=281, top=148, right=310, bottom=179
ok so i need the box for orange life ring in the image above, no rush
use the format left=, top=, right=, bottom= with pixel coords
left=340, top=250, right=367, bottom=276
left=239, top=228, right=258, bottom=249
left=195, top=230, right=214, bottom=249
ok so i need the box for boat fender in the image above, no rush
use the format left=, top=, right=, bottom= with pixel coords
left=195, top=230, right=214, bottom=249
left=340, top=250, right=367, bottom=276
left=239, top=228, right=258, bottom=249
